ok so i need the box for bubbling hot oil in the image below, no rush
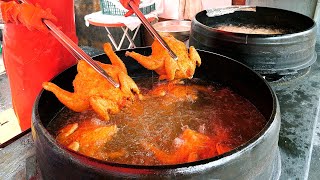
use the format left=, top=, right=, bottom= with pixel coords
left=47, top=78, right=267, bottom=165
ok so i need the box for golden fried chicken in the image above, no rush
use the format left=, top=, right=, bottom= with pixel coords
left=143, top=128, right=218, bottom=165
left=125, top=34, right=201, bottom=81
left=148, top=80, right=212, bottom=103
left=56, top=119, right=125, bottom=160
left=43, top=43, right=141, bottom=121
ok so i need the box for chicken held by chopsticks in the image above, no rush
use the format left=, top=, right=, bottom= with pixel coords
left=125, top=34, right=201, bottom=81
left=42, top=43, right=141, bottom=121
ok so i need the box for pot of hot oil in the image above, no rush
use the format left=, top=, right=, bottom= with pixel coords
left=190, top=6, right=317, bottom=79
left=32, top=48, right=281, bottom=180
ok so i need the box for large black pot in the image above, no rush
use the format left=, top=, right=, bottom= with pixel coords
left=190, top=6, right=317, bottom=79
left=32, top=48, right=281, bottom=180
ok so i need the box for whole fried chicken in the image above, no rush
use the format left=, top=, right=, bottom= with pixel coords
left=56, top=119, right=126, bottom=160
left=147, top=80, right=213, bottom=105
left=143, top=128, right=218, bottom=164
left=42, top=43, right=141, bottom=121
left=125, top=34, right=201, bottom=81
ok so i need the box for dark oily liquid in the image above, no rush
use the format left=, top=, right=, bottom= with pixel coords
left=214, top=24, right=286, bottom=34
left=47, top=78, right=267, bottom=165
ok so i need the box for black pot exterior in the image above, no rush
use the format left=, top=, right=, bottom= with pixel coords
left=190, top=6, right=317, bottom=76
left=32, top=48, right=281, bottom=180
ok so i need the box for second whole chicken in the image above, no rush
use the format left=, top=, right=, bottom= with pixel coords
left=125, top=34, right=201, bottom=81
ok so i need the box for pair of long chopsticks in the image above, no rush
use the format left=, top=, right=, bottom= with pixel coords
left=20, top=0, right=120, bottom=88
left=128, top=1, right=178, bottom=60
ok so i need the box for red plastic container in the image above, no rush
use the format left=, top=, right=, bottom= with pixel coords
left=3, top=0, right=78, bottom=131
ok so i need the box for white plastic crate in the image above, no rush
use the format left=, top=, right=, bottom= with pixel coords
left=100, top=0, right=155, bottom=16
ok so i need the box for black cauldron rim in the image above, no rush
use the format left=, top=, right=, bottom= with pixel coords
left=193, top=6, right=316, bottom=41
left=32, top=48, right=278, bottom=170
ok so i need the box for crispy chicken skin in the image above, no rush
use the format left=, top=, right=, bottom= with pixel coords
left=56, top=120, right=124, bottom=160
left=42, top=43, right=141, bottom=121
left=125, top=34, right=201, bottom=81
left=148, top=80, right=213, bottom=103
left=143, top=128, right=218, bottom=164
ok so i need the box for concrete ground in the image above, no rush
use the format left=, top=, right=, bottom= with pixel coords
left=0, top=53, right=22, bottom=145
